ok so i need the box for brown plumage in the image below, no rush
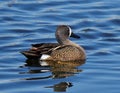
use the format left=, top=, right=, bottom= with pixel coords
left=21, top=25, right=86, bottom=61
left=21, top=43, right=59, bottom=59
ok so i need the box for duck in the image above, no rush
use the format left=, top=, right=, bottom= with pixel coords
left=21, top=25, right=86, bottom=61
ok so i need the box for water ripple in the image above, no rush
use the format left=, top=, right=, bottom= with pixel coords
left=0, top=0, right=120, bottom=93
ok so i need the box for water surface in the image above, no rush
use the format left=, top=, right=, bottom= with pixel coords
left=0, top=0, right=120, bottom=93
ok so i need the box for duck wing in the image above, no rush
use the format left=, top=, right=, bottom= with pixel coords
left=21, top=43, right=59, bottom=59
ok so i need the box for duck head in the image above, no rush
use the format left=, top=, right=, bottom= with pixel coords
left=55, top=25, right=80, bottom=45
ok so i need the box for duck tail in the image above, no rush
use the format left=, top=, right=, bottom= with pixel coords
left=20, top=51, right=41, bottom=59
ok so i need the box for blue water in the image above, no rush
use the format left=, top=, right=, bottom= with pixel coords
left=0, top=0, right=120, bottom=93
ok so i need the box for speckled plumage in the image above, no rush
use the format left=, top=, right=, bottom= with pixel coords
left=49, top=45, right=85, bottom=61
left=21, top=25, right=86, bottom=61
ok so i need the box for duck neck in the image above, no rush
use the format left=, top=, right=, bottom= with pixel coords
left=58, top=38, right=80, bottom=47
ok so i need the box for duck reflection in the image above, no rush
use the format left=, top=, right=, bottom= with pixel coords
left=20, top=59, right=85, bottom=92
left=22, top=59, right=85, bottom=79
left=45, top=82, right=73, bottom=92
left=47, top=60, right=85, bottom=78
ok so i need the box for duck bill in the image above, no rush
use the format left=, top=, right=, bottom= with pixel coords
left=70, top=32, right=80, bottom=39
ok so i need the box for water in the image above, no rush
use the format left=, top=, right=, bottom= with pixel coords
left=0, top=0, right=120, bottom=93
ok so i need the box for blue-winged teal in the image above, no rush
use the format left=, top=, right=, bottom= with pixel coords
left=21, top=25, right=86, bottom=61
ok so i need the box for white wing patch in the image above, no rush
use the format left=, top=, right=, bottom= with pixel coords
left=41, top=54, right=50, bottom=60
